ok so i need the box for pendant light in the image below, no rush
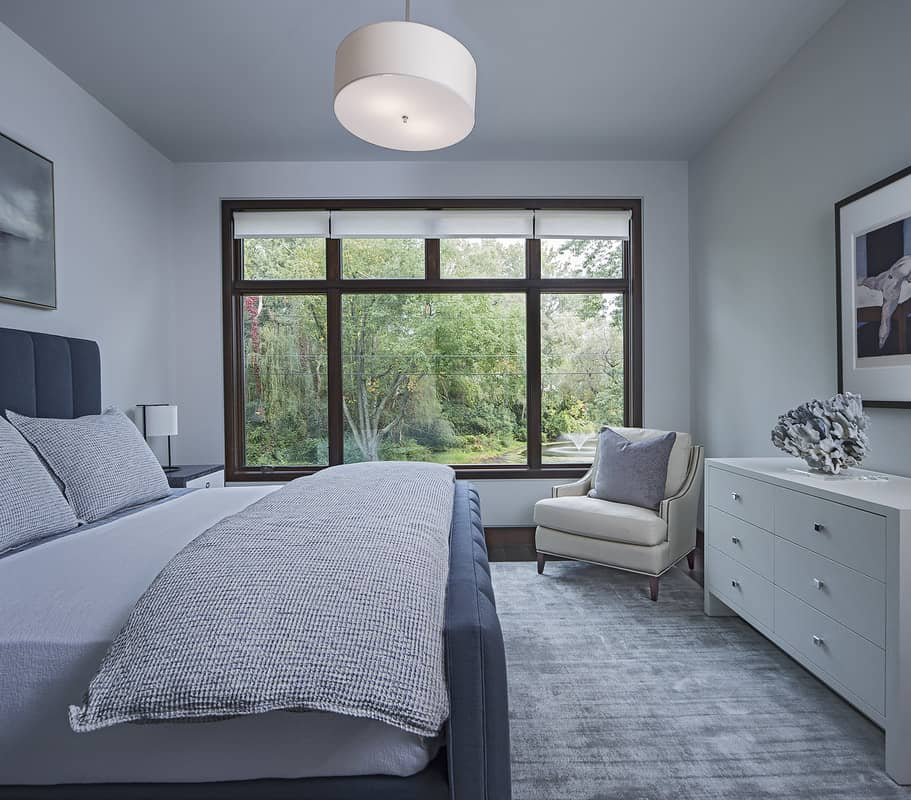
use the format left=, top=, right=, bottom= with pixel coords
left=333, top=0, right=477, bottom=151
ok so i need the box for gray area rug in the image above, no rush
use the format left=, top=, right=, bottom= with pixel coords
left=490, top=561, right=911, bottom=800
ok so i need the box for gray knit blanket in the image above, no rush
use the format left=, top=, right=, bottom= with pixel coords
left=69, top=462, right=455, bottom=737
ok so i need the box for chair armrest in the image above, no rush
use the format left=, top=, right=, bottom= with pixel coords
left=659, top=446, right=704, bottom=560
left=552, top=467, right=593, bottom=498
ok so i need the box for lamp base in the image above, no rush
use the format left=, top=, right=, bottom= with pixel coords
left=163, top=466, right=179, bottom=473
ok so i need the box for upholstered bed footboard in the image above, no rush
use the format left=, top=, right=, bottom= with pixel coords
left=445, top=482, right=512, bottom=800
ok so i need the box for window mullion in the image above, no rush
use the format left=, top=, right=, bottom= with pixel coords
left=627, top=202, right=643, bottom=426
left=527, top=237, right=541, bottom=280
left=526, top=290, right=542, bottom=470
left=327, top=239, right=344, bottom=464
left=425, top=239, right=440, bottom=280
left=526, top=238, right=542, bottom=469
left=327, top=238, right=341, bottom=281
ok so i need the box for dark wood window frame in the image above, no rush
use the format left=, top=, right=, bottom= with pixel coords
left=222, top=198, right=643, bottom=482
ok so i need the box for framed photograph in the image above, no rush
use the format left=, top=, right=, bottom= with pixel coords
left=836, top=164, right=911, bottom=407
left=0, top=132, right=56, bottom=309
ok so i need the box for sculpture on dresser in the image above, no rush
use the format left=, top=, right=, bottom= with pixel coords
left=770, top=392, right=869, bottom=474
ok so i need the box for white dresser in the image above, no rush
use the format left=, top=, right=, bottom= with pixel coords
left=704, top=457, right=911, bottom=784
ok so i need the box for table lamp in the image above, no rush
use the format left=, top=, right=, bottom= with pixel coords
left=138, top=404, right=179, bottom=472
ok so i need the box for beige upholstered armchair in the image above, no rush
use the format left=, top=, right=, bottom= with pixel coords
left=534, top=427, right=704, bottom=601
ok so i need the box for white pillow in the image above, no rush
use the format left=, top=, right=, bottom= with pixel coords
left=0, top=415, right=79, bottom=555
left=6, top=408, right=170, bottom=523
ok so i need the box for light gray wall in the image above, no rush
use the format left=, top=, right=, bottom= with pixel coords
left=0, top=23, right=176, bottom=433
left=690, top=0, right=911, bottom=476
left=172, top=160, right=690, bottom=524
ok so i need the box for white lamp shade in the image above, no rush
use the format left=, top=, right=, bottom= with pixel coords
left=144, top=405, right=178, bottom=437
left=334, top=21, right=476, bottom=152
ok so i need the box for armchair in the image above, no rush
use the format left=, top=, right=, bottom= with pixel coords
left=534, top=427, right=704, bottom=601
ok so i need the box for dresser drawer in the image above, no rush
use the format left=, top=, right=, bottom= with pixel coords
left=774, top=488, right=885, bottom=581
left=706, top=506, right=774, bottom=580
left=774, top=587, right=884, bottom=715
left=774, top=537, right=885, bottom=647
left=707, top=547, right=773, bottom=629
left=708, top=467, right=774, bottom=530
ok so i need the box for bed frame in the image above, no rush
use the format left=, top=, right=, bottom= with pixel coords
left=0, top=327, right=511, bottom=800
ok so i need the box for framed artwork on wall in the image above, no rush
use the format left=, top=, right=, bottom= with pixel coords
left=0, top=131, right=56, bottom=309
left=836, top=164, right=911, bottom=408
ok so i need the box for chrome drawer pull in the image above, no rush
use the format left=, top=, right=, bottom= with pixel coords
left=813, top=522, right=824, bottom=532
left=731, top=536, right=741, bottom=544
left=813, top=578, right=825, bottom=590
left=731, top=579, right=740, bottom=588
left=731, top=492, right=741, bottom=501
left=812, top=635, right=825, bottom=647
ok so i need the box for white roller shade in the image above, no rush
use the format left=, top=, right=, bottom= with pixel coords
left=330, top=209, right=535, bottom=239
left=330, top=210, right=434, bottom=239
left=233, top=208, right=630, bottom=240
left=434, top=210, right=534, bottom=238
left=534, top=210, right=631, bottom=240
left=233, top=211, right=330, bottom=239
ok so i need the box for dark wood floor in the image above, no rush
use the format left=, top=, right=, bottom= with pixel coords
left=485, top=527, right=704, bottom=587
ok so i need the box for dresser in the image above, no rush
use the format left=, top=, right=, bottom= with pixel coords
left=704, top=457, right=911, bottom=785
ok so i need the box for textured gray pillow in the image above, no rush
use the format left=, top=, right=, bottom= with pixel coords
left=0, top=415, right=79, bottom=554
left=589, top=427, right=677, bottom=510
left=6, top=408, right=170, bottom=523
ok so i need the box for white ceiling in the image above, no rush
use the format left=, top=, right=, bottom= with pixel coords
left=0, top=0, right=845, bottom=163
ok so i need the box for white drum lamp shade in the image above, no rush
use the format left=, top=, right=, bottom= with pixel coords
left=144, top=405, right=179, bottom=438
left=334, top=21, right=477, bottom=151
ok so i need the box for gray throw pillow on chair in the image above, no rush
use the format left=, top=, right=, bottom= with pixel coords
left=588, top=427, right=677, bottom=510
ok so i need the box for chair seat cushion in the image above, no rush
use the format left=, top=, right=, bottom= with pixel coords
left=533, top=496, right=667, bottom=547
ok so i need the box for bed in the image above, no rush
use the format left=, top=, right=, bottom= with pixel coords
left=0, top=327, right=511, bottom=799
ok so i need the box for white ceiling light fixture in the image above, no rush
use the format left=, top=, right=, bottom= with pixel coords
left=333, top=0, right=477, bottom=152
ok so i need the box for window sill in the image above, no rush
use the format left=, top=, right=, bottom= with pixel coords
left=227, top=464, right=591, bottom=482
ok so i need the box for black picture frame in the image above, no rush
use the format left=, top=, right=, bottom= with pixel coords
left=0, top=131, right=56, bottom=310
left=835, top=163, right=911, bottom=408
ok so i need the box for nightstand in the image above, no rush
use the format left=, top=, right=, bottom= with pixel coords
left=165, top=465, right=225, bottom=489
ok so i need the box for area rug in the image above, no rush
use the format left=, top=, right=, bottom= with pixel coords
left=490, top=561, right=910, bottom=800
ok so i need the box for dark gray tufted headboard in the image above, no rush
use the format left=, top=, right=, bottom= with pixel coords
left=0, top=327, right=101, bottom=419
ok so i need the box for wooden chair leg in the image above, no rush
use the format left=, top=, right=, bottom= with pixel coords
left=536, top=552, right=546, bottom=574
left=687, top=550, right=696, bottom=570
left=649, top=576, right=659, bottom=602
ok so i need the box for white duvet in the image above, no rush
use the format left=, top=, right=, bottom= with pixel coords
left=0, top=488, right=437, bottom=785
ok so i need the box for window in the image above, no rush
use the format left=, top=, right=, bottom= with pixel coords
left=224, top=201, right=641, bottom=480
left=342, top=239, right=424, bottom=279
left=440, top=238, right=525, bottom=278
left=541, top=292, right=624, bottom=463
left=342, top=292, right=526, bottom=464
left=243, top=238, right=325, bottom=280
left=541, top=239, right=623, bottom=279
left=243, top=294, right=328, bottom=465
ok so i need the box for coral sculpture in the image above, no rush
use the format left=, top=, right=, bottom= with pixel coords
left=770, top=392, right=869, bottom=474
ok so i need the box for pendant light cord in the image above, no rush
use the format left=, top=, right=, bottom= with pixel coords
left=405, top=0, right=411, bottom=21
